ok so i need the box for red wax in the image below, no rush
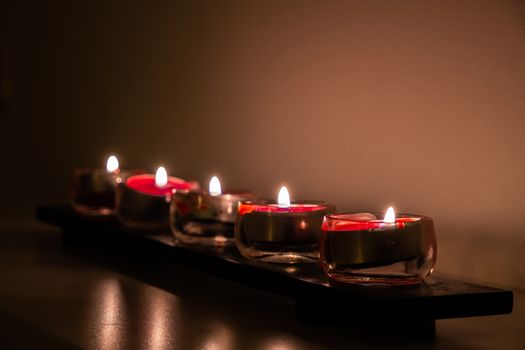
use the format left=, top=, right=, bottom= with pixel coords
left=238, top=203, right=327, bottom=215
left=323, top=213, right=420, bottom=232
left=125, top=174, right=195, bottom=196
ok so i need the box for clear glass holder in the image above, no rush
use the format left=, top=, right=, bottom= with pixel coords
left=235, top=200, right=334, bottom=264
left=116, top=183, right=172, bottom=231
left=170, top=190, right=255, bottom=246
left=320, top=213, right=437, bottom=285
left=70, top=169, right=135, bottom=216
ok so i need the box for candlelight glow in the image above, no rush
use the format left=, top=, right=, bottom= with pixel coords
left=209, top=176, right=222, bottom=196
left=155, top=167, right=168, bottom=188
left=278, top=186, right=291, bottom=208
left=383, top=206, right=396, bottom=223
left=106, top=155, right=119, bottom=173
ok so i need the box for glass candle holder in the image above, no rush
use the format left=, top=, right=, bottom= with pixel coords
left=170, top=190, right=255, bottom=246
left=116, top=174, right=198, bottom=231
left=235, top=200, right=334, bottom=264
left=320, top=213, right=437, bottom=285
left=70, top=169, right=138, bottom=216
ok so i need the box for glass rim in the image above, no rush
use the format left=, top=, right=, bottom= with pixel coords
left=176, top=189, right=256, bottom=196
left=240, top=199, right=331, bottom=206
left=325, top=212, right=432, bottom=222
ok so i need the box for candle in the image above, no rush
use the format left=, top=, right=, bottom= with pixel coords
left=70, top=155, right=141, bottom=215
left=170, top=176, right=255, bottom=246
left=235, top=186, right=334, bottom=264
left=319, top=207, right=437, bottom=285
left=116, top=167, right=199, bottom=230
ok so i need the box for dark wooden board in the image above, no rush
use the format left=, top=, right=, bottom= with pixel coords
left=36, top=205, right=513, bottom=325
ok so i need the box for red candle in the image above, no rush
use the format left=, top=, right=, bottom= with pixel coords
left=319, top=208, right=436, bottom=285
left=235, top=186, right=334, bottom=264
left=323, top=212, right=421, bottom=232
left=238, top=203, right=326, bottom=215
left=116, top=166, right=199, bottom=230
left=125, top=174, right=194, bottom=196
left=238, top=186, right=326, bottom=215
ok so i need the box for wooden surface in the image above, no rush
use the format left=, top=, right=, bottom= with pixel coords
left=36, top=205, right=513, bottom=324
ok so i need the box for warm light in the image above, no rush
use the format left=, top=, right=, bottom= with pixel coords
left=278, top=186, right=291, bottom=208
left=106, top=155, right=119, bottom=173
left=383, top=206, right=396, bottom=223
left=209, top=176, right=222, bottom=196
left=155, top=167, right=168, bottom=188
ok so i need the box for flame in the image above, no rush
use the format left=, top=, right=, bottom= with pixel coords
left=383, top=206, right=396, bottom=223
left=155, top=167, right=168, bottom=188
left=209, top=176, right=222, bottom=196
left=106, top=155, right=119, bottom=173
left=277, top=186, right=291, bottom=208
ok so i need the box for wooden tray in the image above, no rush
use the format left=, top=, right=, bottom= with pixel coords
left=36, top=205, right=513, bottom=333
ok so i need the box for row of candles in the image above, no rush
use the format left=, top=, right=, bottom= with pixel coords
left=71, top=155, right=437, bottom=285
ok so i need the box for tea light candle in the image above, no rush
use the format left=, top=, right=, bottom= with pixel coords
left=319, top=207, right=437, bottom=285
left=235, top=186, right=334, bottom=264
left=70, top=155, right=140, bottom=216
left=116, top=167, right=199, bottom=230
left=170, top=175, right=255, bottom=246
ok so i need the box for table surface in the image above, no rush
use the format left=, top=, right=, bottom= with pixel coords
left=0, top=216, right=524, bottom=350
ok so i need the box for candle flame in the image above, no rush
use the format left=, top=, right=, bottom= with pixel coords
left=209, top=176, right=222, bottom=195
left=278, top=186, right=291, bottom=208
left=106, top=155, right=119, bottom=173
left=155, top=167, right=168, bottom=188
left=383, top=206, right=396, bottom=223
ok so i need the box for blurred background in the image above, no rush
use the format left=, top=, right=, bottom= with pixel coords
left=1, top=0, right=524, bottom=289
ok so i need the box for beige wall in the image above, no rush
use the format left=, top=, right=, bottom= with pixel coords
left=2, top=0, right=525, bottom=289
